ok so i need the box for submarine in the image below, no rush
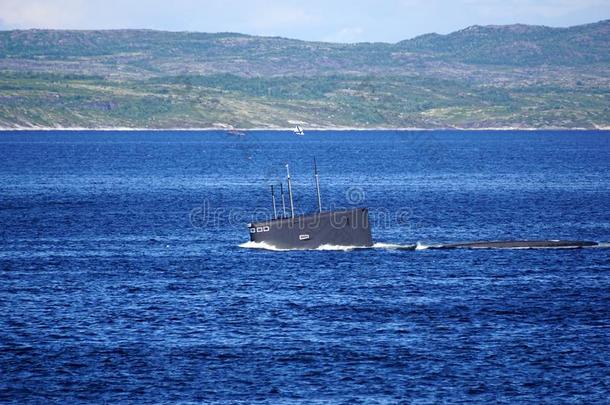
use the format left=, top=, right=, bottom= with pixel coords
left=245, top=161, right=599, bottom=251
left=429, top=240, right=599, bottom=249
left=247, top=161, right=373, bottom=250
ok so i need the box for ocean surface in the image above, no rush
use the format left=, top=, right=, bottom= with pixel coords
left=1, top=130, right=609, bottom=403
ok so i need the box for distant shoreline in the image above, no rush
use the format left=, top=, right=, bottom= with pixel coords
left=1, top=126, right=609, bottom=132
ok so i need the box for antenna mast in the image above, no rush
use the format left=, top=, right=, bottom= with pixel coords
left=286, top=164, right=295, bottom=219
left=314, top=157, right=322, bottom=213
left=271, top=185, right=277, bottom=219
left=280, top=183, right=287, bottom=218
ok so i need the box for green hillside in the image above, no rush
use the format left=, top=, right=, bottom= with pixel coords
left=0, top=20, right=608, bottom=129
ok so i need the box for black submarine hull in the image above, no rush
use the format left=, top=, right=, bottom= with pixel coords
left=248, top=207, right=373, bottom=250
left=437, top=240, right=598, bottom=249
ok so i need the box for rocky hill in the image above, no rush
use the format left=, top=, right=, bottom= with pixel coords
left=0, top=20, right=608, bottom=129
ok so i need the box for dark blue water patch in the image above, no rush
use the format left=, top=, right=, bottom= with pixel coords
left=1, top=130, right=609, bottom=402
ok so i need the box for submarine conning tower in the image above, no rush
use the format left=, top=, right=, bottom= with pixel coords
left=247, top=159, right=373, bottom=250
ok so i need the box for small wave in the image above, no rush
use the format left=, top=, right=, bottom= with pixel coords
left=316, top=244, right=365, bottom=251
left=592, top=242, right=610, bottom=249
left=240, top=240, right=609, bottom=252
left=372, top=242, right=416, bottom=250
left=238, top=241, right=369, bottom=251
left=238, top=241, right=289, bottom=251
left=415, top=242, right=445, bottom=250
left=415, top=242, right=430, bottom=250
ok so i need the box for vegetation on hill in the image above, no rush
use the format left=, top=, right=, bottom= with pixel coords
left=0, top=20, right=608, bottom=129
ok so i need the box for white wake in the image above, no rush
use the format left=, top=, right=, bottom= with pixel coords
left=239, top=241, right=415, bottom=251
left=239, top=240, right=609, bottom=252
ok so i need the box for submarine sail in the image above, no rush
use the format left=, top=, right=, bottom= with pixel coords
left=247, top=161, right=373, bottom=250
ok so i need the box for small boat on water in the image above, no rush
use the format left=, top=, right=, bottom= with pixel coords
left=227, top=129, right=245, bottom=137
left=293, top=125, right=304, bottom=136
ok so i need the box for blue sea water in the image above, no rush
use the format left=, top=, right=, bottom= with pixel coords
left=0, top=130, right=609, bottom=403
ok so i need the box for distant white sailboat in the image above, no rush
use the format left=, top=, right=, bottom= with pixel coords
left=293, top=125, right=304, bottom=136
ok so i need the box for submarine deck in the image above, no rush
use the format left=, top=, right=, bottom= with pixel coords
left=437, top=240, right=598, bottom=249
